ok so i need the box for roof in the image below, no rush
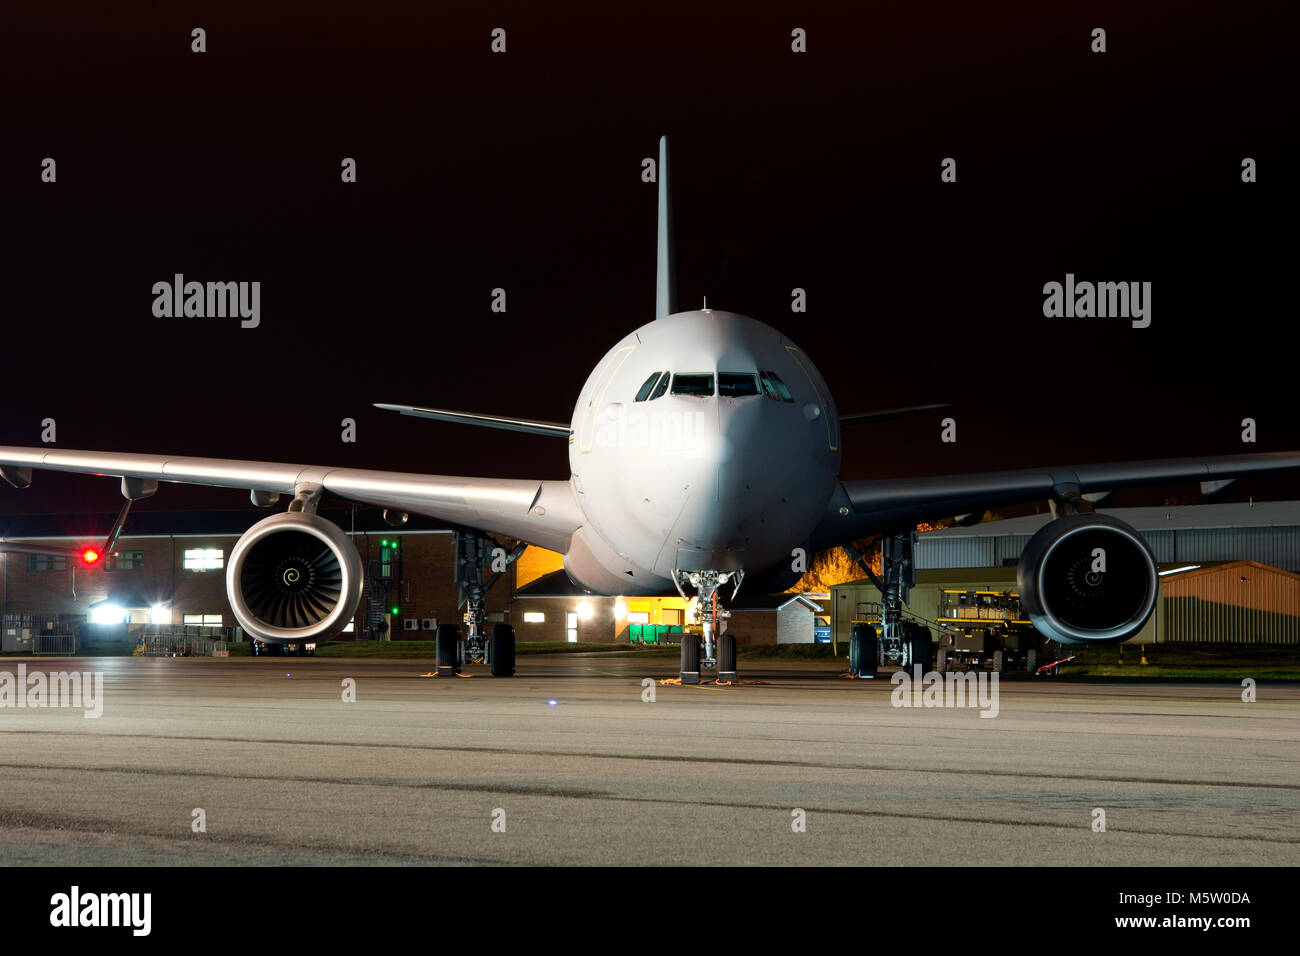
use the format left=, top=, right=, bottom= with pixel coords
left=922, top=500, right=1300, bottom=538
left=512, top=569, right=595, bottom=598
left=1156, top=559, right=1300, bottom=583
left=0, top=507, right=455, bottom=540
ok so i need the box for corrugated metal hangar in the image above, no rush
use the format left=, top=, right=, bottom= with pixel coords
left=916, top=500, right=1300, bottom=572
left=831, top=501, right=1300, bottom=645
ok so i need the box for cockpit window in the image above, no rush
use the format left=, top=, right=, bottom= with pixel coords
left=634, top=372, right=661, bottom=402
left=718, top=373, right=759, bottom=397
left=649, top=371, right=671, bottom=399
left=759, top=370, right=794, bottom=402
left=671, top=373, right=714, bottom=396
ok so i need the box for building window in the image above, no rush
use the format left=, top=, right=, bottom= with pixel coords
left=183, top=548, right=224, bottom=571
left=565, top=611, right=578, bottom=643
left=106, top=550, right=144, bottom=571
left=627, top=611, right=650, bottom=624
left=183, top=613, right=223, bottom=627
left=26, top=555, right=67, bottom=572
left=523, top=611, right=545, bottom=624
left=376, top=539, right=398, bottom=581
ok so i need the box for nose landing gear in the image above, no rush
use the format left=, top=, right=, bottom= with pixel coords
left=672, top=568, right=743, bottom=684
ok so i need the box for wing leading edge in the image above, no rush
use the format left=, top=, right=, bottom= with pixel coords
left=373, top=404, right=571, bottom=438
left=0, top=446, right=583, bottom=554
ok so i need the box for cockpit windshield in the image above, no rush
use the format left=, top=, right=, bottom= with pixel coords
left=633, top=372, right=662, bottom=402
left=717, top=373, right=759, bottom=397
left=671, top=373, right=715, bottom=396
left=759, top=370, right=794, bottom=402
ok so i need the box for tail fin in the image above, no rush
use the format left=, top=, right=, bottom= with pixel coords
left=656, top=135, right=676, bottom=318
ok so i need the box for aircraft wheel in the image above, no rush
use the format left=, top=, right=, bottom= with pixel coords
left=717, top=633, right=736, bottom=683
left=849, top=624, right=866, bottom=676
left=907, top=624, right=933, bottom=673
left=679, top=632, right=700, bottom=684
left=491, top=624, right=515, bottom=677
left=436, top=624, right=459, bottom=675
left=853, top=625, right=877, bottom=678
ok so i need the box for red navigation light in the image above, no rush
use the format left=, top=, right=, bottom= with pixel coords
left=82, top=549, right=100, bottom=564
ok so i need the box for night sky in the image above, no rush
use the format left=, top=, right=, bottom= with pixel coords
left=1, top=1, right=1294, bottom=520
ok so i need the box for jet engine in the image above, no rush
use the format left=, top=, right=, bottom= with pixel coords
left=1017, top=512, right=1158, bottom=645
left=226, top=511, right=363, bottom=643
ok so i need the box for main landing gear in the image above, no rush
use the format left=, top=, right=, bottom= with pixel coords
left=846, top=530, right=933, bottom=676
left=672, top=569, right=743, bottom=684
left=434, top=530, right=524, bottom=677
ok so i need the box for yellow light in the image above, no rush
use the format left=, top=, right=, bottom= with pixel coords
left=614, top=600, right=627, bottom=619
left=578, top=602, right=594, bottom=621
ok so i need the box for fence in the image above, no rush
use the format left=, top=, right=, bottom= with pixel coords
left=134, top=626, right=234, bottom=657
left=33, top=633, right=78, bottom=655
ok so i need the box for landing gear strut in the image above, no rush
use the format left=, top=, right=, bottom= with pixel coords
left=672, top=569, right=743, bottom=684
left=846, top=531, right=928, bottom=673
left=877, top=531, right=913, bottom=669
left=453, top=530, right=524, bottom=672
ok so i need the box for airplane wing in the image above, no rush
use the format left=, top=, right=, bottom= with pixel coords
left=373, top=404, right=571, bottom=438
left=0, top=446, right=583, bottom=554
left=838, top=403, right=951, bottom=426
left=812, top=450, right=1300, bottom=549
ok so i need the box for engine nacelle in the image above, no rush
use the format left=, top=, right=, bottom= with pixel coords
left=1017, top=512, right=1158, bottom=645
left=226, top=511, right=363, bottom=644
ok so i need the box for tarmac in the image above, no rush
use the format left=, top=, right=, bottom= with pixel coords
left=0, top=654, right=1296, bottom=865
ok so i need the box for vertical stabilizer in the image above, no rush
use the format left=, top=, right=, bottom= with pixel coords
left=656, top=135, right=676, bottom=318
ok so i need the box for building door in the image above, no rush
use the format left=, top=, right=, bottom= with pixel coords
left=566, top=611, right=578, bottom=643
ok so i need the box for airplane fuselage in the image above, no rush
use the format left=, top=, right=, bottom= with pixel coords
left=562, top=310, right=841, bottom=594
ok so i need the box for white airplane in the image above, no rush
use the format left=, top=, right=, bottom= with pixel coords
left=3, top=136, right=1299, bottom=681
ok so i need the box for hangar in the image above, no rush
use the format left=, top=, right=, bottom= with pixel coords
left=830, top=500, right=1300, bottom=646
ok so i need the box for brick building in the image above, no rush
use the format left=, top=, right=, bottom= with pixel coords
left=0, top=508, right=813, bottom=647
left=0, top=508, right=513, bottom=639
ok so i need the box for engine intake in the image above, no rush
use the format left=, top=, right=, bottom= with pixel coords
left=1017, top=512, right=1157, bottom=645
left=226, top=511, right=363, bottom=643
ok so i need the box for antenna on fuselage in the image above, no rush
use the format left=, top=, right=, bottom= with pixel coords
left=656, top=135, right=676, bottom=319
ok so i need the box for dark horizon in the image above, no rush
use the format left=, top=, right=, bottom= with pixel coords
left=2, top=1, right=1294, bottom=517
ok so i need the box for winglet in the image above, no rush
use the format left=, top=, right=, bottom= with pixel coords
left=656, top=135, right=676, bottom=319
